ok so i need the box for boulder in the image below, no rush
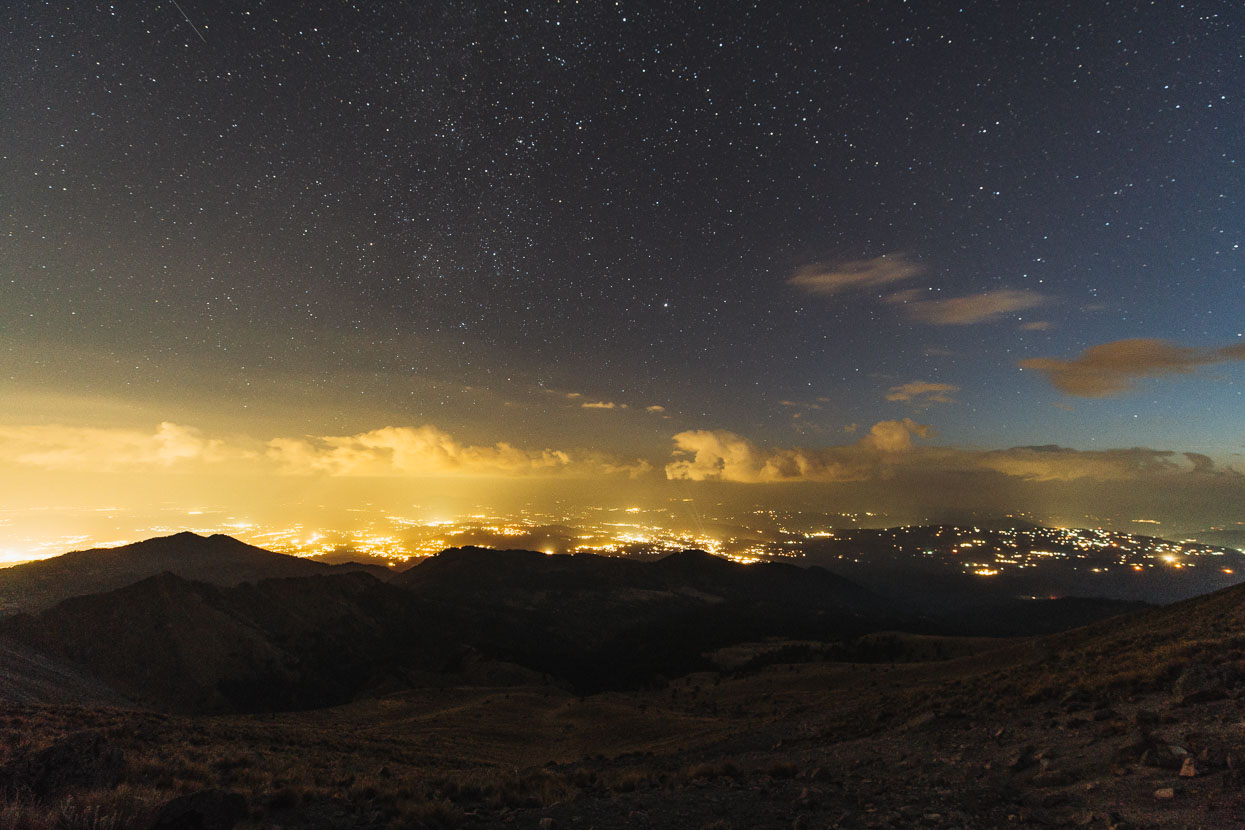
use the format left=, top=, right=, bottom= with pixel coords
left=1173, top=664, right=1231, bottom=704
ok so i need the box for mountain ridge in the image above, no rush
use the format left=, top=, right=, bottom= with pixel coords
left=0, top=532, right=383, bottom=616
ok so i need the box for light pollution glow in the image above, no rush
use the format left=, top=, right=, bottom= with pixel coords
left=2, top=414, right=1244, bottom=568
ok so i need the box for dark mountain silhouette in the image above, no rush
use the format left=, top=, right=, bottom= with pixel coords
left=0, top=546, right=899, bottom=710
left=0, top=540, right=1171, bottom=714
left=0, top=532, right=382, bottom=616
left=397, top=546, right=879, bottom=612
left=393, top=547, right=902, bottom=690
left=0, top=570, right=465, bottom=713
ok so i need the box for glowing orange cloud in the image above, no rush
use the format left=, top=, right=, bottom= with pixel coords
left=267, top=425, right=650, bottom=478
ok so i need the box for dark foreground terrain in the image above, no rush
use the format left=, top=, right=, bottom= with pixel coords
left=2, top=534, right=1245, bottom=828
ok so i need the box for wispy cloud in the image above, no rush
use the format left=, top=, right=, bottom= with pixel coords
left=788, top=253, right=923, bottom=296
left=790, top=254, right=1048, bottom=327
left=1019, top=338, right=1245, bottom=397
left=581, top=400, right=621, bottom=410
left=885, top=381, right=958, bottom=405
left=645, top=405, right=666, bottom=413
left=887, top=288, right=1047, bottom=325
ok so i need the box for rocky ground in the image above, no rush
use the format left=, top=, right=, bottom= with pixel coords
left=4, top=646, right=1245, bottom=829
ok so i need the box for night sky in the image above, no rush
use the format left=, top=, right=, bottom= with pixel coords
left=2, top=2, right=1243, bottom=550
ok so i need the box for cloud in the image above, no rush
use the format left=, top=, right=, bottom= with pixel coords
left=1020, top=321, right=1051, bottom=331
left=0, top=421, right=654, bottom=480
left=665, top=421, right=1236, bottom=485
left=859, top=418, right=932, bottom=451
left=888, top=288, right=1047, bottom=325
left=582, top=401, right=619, bottom=410
left=790, top=255, right=1047, bottom=327
left=645, top=405, right=666, bottom=413
left=267, top=425, right=650, bottom=478
left=788, top=253, right=923, bottom=296
left=885, top=381, right=958, bottom=405
left=976, top=446, right=1224, bottom=482
left=1019, top=338, right=1245, bottom=397
left=665, top=418, right=931, bottom=483
left=0, top=422, right=240, bottom=471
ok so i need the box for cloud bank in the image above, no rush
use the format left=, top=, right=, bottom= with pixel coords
left=0, top=422, right=651, bottom=479
left=0, top=422, right=238, bottom=471
left=268, top=425, right=651, bottom=478
left=1019, top=338, right=1245, bottom=397
left=665, top=420, right=1234, bottom=484
left=665, top=419, right=932, bottom=483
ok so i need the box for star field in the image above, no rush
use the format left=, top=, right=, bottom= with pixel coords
left=1, top=1, right=1243, bottom=544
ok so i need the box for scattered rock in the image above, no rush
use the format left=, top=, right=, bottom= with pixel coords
left=1153, top=787, right=1175, bottom=800
left=1008, top=745, right=1037, bottom=772
left=1173, top=664, right=1231, bottom=705
left=1179, top=756, right=1197, bottom=777
left=904, top=711, right=936, bottom=730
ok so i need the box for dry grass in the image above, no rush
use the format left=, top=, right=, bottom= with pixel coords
left=0, top=785, right=162, bottom=830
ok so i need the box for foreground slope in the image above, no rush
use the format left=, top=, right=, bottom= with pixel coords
left=3, top=573, right=1245, bottom=827
left=0, top=532, right=376, bottom=616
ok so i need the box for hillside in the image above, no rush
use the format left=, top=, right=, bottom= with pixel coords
left=0, top=532, right=378, bottom=616
left=397, top=546, right=884, bottom=622
left=0, top=548, right=899, bottom=711
left=0, top=570, right=467, bottom=713
left=3, top=562, right=1245, bottom=827
left=0, top=540, right=1169, bottom=717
